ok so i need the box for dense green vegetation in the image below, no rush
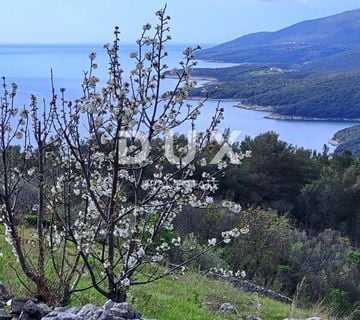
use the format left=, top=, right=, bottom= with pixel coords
left=171, top=133, right=360, bottom=317
left=230, top=133, right=360, bottom=246
left=301, top=51, right=360, bottom=73
left=163, top=133, right=360, bottom=314
left=190, top=67, right=360, bottom=119
left=175, top=208, right=359, bottom=318
left=1, top=132, right=360, bottom=318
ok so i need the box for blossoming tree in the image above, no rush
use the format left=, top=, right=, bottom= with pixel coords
left=1, top=7, right=247, bottom=304
left=0, top=83, right=83, bottom=305
left=51, top=7, right=248, bottom=302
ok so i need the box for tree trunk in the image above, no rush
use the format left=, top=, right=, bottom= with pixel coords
left=60, top=284, right=71, bottom=306
left=109, top=287, right=127, bottom=303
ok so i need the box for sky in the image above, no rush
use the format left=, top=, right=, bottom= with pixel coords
left=0, top=0, right=359, bottom=45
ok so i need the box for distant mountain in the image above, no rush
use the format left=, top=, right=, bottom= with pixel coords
left=197, top=9, right=360, bottom=68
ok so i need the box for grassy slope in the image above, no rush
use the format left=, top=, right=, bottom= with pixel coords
left=0, top=226, right=331, bottom=320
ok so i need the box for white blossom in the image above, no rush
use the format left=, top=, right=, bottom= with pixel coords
left=208, top=238, right=217, bottom=246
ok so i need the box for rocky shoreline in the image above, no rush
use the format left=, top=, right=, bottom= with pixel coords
left=328, top=138, right=341, bottom=146
left=234, top=102, right=274, bottom=112
left=235, top=103, right=360, bottom=122
left=170, top=71, right=360, bottom=124
left=265, top=113, right=360, bottom=122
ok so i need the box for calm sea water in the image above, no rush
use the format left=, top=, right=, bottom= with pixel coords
left=0, top=44, right=358, bottom=152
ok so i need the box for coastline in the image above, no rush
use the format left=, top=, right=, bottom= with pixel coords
left=192, top=98, right=360, bottom=122
left=234, top=102, right=274, bottom=112
left=264, top=113, right=360, bottom=122
left=187, top=96, right=241, bottom=103
left=328, top=138, right=341, bottom=147
left=178, top=74, right=360, bottom=123
left=165, top=74, right=219, bottom=85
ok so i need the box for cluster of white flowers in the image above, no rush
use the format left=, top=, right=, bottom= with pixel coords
left=113, top=223, right=130, bottom=238
left=210, top=267, right=246, bottom=279
left=3, top=224, right=19, bottom=261
left=72, top=201, right=101, bottom=253
left=46, top=225, right=64, bottom=248
left=221, top=228, right=249, bottom=243
left=222, top=200, right=242, bottom=214
left=24, top=148, right=32, bottom=160
left=199, top=158, right=207, bottom=167
left=90, top=174, right=113, bottom=197
left=171, top=237, right=181, bottom=246
left=76, top=95, right=102, bottom=114
left=208, top=238, right=217, bottom=246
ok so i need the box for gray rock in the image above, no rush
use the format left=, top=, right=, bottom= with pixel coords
left=110, top=302, right=141, bottom=319
left=42, top=314, right=58, bottom=319
left=247, top=316, right=262, bottom=320
left=22, top=300, right=41, bottom=318
left=43, top=313, right=82, bottom=320
left=11, top=298, right=38, bottom=314
left=209, top=272, right=292, bottom=304
left=77, top=304, right=97, bottom=318
left=37, top=303, right=52, bottom=317
left=0, top=284, right=9, bottom=301
left=19, top=313, right=29, bottom=320
left=57, top=314, right=81, bottom=320
left=98, top=311, right=114, bottom=320
left=45, top=311, right=60, bottom=316
left=283, top=318, right=321, bottom=320
left=219, top=303, right=235, bottom=312
left=94, top=309, right=103, bottom=317
left=53, top=307, right=70, bottom=313
left=0, top=310, right=12, bottom=320
left=103, top=301, right=115, bottom=311
left=42, top=300, right=142, bottom=320
left=65, top=307, right=81, bottom=315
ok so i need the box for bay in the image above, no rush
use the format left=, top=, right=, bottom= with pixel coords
left=0, top=43, right=358, bottom=152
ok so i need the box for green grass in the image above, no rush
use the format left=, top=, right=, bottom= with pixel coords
left=72, top=270, right=329, bottom=320
left=0, top=225, right=331, bottom=320
left=130, top=272, right=324, bottom=320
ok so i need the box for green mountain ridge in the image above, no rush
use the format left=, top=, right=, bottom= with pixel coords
left=189, top=9, right=360, bottom=120
left=197, top=8, right=360, bottom=69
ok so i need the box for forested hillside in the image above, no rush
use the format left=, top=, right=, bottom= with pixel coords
left=190, top=67, right=360, bottom=119
left=191, top=9, right=360, bottom=120
left=333, top=125, right=360, bottom=155
left=197, top=9, right=360, bottom=69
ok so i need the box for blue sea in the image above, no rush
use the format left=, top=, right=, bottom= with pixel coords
left=0, top=43, right=358, bottom=152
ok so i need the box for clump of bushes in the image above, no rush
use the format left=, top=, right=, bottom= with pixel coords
left=174, top=206, right=360, bottom=317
